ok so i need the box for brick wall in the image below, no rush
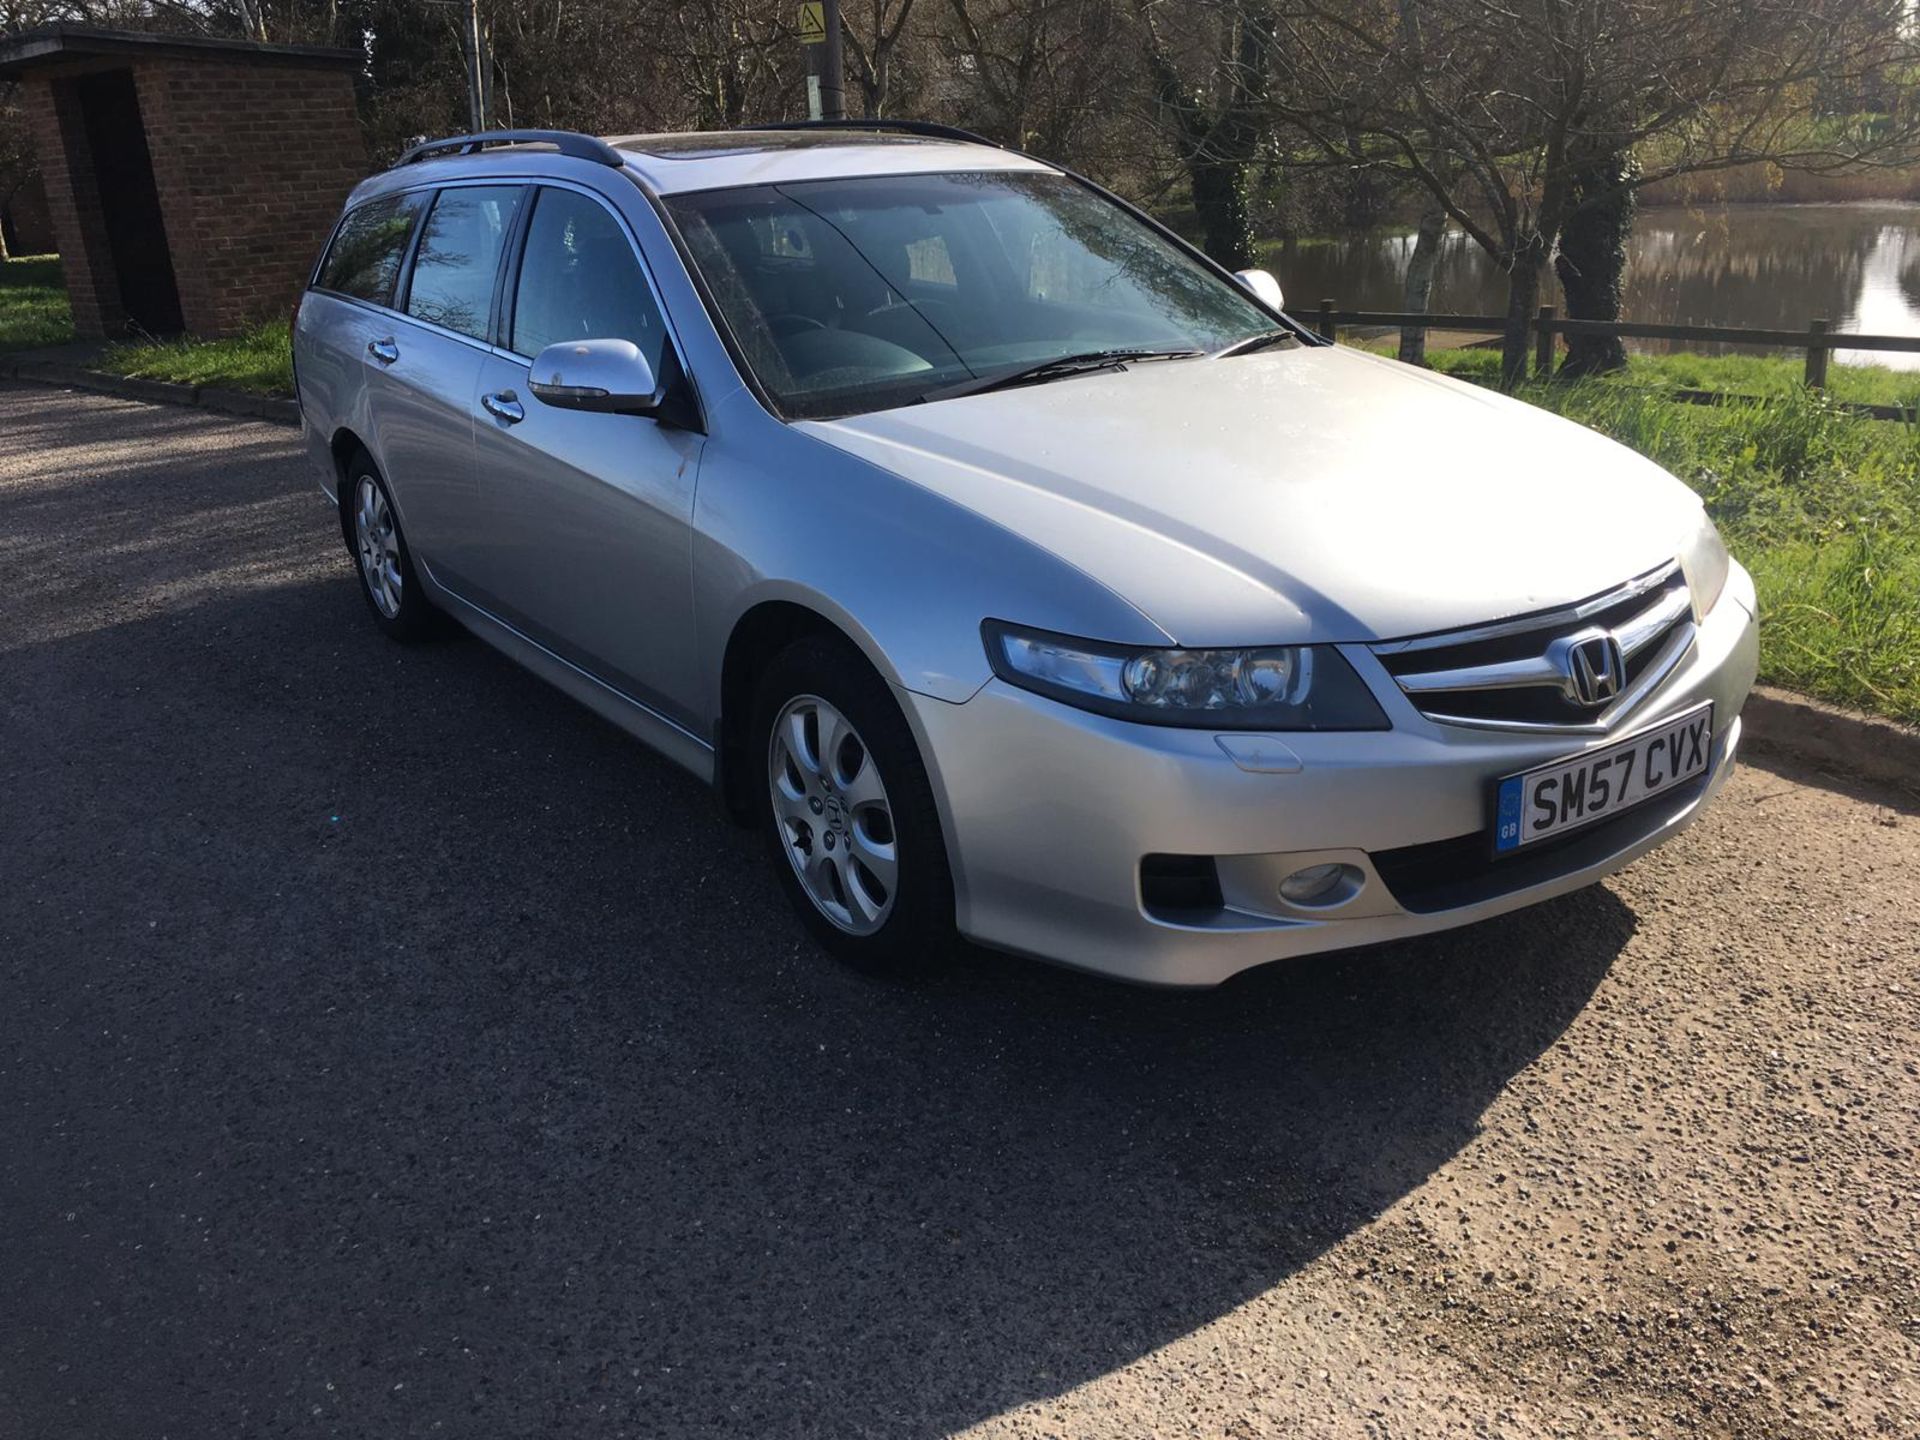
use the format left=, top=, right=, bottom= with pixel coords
left=18, top=53, right=365, bottom=340
left=134, top=56, right=366, bottom=336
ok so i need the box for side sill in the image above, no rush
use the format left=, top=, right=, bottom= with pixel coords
left=429, top=579, right=717, bottom=785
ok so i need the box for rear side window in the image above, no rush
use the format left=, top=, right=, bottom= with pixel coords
left=405, top=185, right=524, bottom=340
left=318, top=191, right=428, bottom=306
left=510, top=188, right=666, bottom=371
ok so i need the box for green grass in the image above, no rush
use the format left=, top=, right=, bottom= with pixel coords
left=0, top=254, right=76, bottom=352
left=100, top=319, right=294, bottom=395
left=1442, top=369, right=1920, bottom=723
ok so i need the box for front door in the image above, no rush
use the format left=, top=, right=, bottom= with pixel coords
left=469, top=186, right=704, bottom=729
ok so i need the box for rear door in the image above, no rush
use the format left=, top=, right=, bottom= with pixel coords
left=468, top=184, right=704, bottom=727
left=370, top=183, right=527, bottom=591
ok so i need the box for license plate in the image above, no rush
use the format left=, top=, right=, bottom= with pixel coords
left=1493, top=702, right=1714, bottom=854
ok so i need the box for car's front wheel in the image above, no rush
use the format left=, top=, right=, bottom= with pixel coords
left=753, top=635, right=955, bottom=974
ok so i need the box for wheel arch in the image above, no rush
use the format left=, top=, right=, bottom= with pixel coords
left=715, top=599, right=871, bottom=822
left=329, top=428, right=368, bottom=543
left=330, top=429, right=422, bottom=552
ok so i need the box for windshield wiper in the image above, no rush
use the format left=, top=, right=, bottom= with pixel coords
left=923, top=347, right=1203, bottom=402
left=1216, top=328, right=1299, bottom=357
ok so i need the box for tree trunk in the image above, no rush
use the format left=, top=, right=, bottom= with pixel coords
left=1140, top=1, right=1274, bottom=276
left=1191, top=158, right=1258, bottom=272
left=1398, top=199, right=1447, bottom=365
left=1555, top=150, right=1637, bottom=378
left=1501, top=234, right=1548, bottom=390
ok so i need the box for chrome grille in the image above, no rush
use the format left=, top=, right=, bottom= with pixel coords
left=1371, top=564, right=1695, bottom=732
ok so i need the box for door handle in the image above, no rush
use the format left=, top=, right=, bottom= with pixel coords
left=367, top=337, right=399, bottom=365
left=481, top=390, right=525, bottom=425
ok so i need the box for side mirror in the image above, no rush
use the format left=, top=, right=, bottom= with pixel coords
left=527, top=338, right=659, bottom=415
left=1233, top=267, right=1285, bottom=313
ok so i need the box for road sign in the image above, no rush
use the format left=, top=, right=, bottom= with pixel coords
left=799, top=2, right=826, bottom=44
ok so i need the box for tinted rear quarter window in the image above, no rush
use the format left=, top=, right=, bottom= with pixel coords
left=405, top=185, right=524, bottom=339
left=317, top=191, right=428, bottom=306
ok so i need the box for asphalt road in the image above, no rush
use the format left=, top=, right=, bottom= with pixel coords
left=2, top=382, right=1916, bottom=1439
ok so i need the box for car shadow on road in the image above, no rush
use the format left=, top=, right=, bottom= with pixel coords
left=1, top=568, right=1637, bottom=1438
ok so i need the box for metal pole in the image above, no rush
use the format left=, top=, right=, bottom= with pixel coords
left=801, top=0, right=846, bottom=121
left=820, top=0, right=845, bottom=120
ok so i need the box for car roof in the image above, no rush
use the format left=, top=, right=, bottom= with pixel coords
left=607, top=128, right=1053, bottom=194
left=361, top=127, right=1058, bottom=203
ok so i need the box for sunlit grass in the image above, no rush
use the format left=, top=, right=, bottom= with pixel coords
left=100, top=319, right=294, bottom=395
left=1487, top=374, right=1920, bottom=723
left=0, top=254, right=76, bottom=352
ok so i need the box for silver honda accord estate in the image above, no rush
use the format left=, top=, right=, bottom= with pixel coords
left=293, top=123, right=1758, bottom=986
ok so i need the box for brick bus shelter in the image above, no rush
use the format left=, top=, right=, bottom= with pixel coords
left=0, top=24, right=367, bottom=339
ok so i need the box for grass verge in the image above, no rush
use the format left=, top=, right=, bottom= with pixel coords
left=1415, top=345, right=1920, bottom=410
left=100, top=319, right=294, bottom=395
left=0, top=255, right=76, bottom=352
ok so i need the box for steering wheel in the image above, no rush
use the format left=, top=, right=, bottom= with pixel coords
left=866, top=297, right=963, bottom=336
left=766, top=313, right=828, bottom=338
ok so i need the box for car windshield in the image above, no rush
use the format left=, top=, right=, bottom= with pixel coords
left=665, top=171, right=1282, bottom=419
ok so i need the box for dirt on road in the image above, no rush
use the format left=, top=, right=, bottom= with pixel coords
left=1, top=383, right=1916, bottom=1439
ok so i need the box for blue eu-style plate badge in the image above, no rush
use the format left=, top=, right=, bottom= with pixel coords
left=1494, top=777, right=1524, bottom=853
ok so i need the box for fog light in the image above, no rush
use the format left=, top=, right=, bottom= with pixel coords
left=1279, top=862, right=1364, bottom=909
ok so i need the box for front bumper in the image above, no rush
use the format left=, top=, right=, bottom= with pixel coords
left=904, top=562, right=1759, bottom=986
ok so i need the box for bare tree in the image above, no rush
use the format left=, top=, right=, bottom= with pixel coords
left=843, top=0, right=922, bottom=117
left=1135, top=0, right=1278, bottom=269
left=654, top=0, right=800, bottom=127
left=937, top=0, right=1131, bottom=160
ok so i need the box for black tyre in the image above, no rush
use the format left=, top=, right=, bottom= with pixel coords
left=752, top=634, right=956, bottom=974
left=341, top=449, right=438, bottom=641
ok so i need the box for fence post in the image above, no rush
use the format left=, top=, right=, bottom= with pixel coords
left=1805, top=318, right=1831, bottom=390
left=1535, top=306, right=1556, bottom=379
left=1317, top=299, right=1337, bottom=343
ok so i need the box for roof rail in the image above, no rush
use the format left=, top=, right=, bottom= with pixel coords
left=395, top=129, right=624, bottom=169
left=742, top=119, right=1005, bottom=150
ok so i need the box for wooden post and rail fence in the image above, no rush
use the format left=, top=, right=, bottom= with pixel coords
left=1287, top=302, right=1920, bottom=421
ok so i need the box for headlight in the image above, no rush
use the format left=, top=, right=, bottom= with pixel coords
left=1677, top=508, right=1731, bottom=621
left=982, top=622, right=1390, bottom=730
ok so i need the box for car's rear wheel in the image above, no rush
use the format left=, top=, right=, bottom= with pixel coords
left=342, top=450, right=436, bottom=640
left=753, top=635, right=955, bottom=974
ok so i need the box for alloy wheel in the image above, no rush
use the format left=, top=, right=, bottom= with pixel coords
left=353, top=474, right=403, bottom=620
left=768, top=693, right=899, bottom=934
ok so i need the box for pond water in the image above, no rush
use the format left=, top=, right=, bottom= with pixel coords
left=1267, top=202, right=1920, bottom=369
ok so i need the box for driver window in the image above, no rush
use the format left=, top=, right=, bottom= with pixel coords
left=511, top=188, right=667, bottom=374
